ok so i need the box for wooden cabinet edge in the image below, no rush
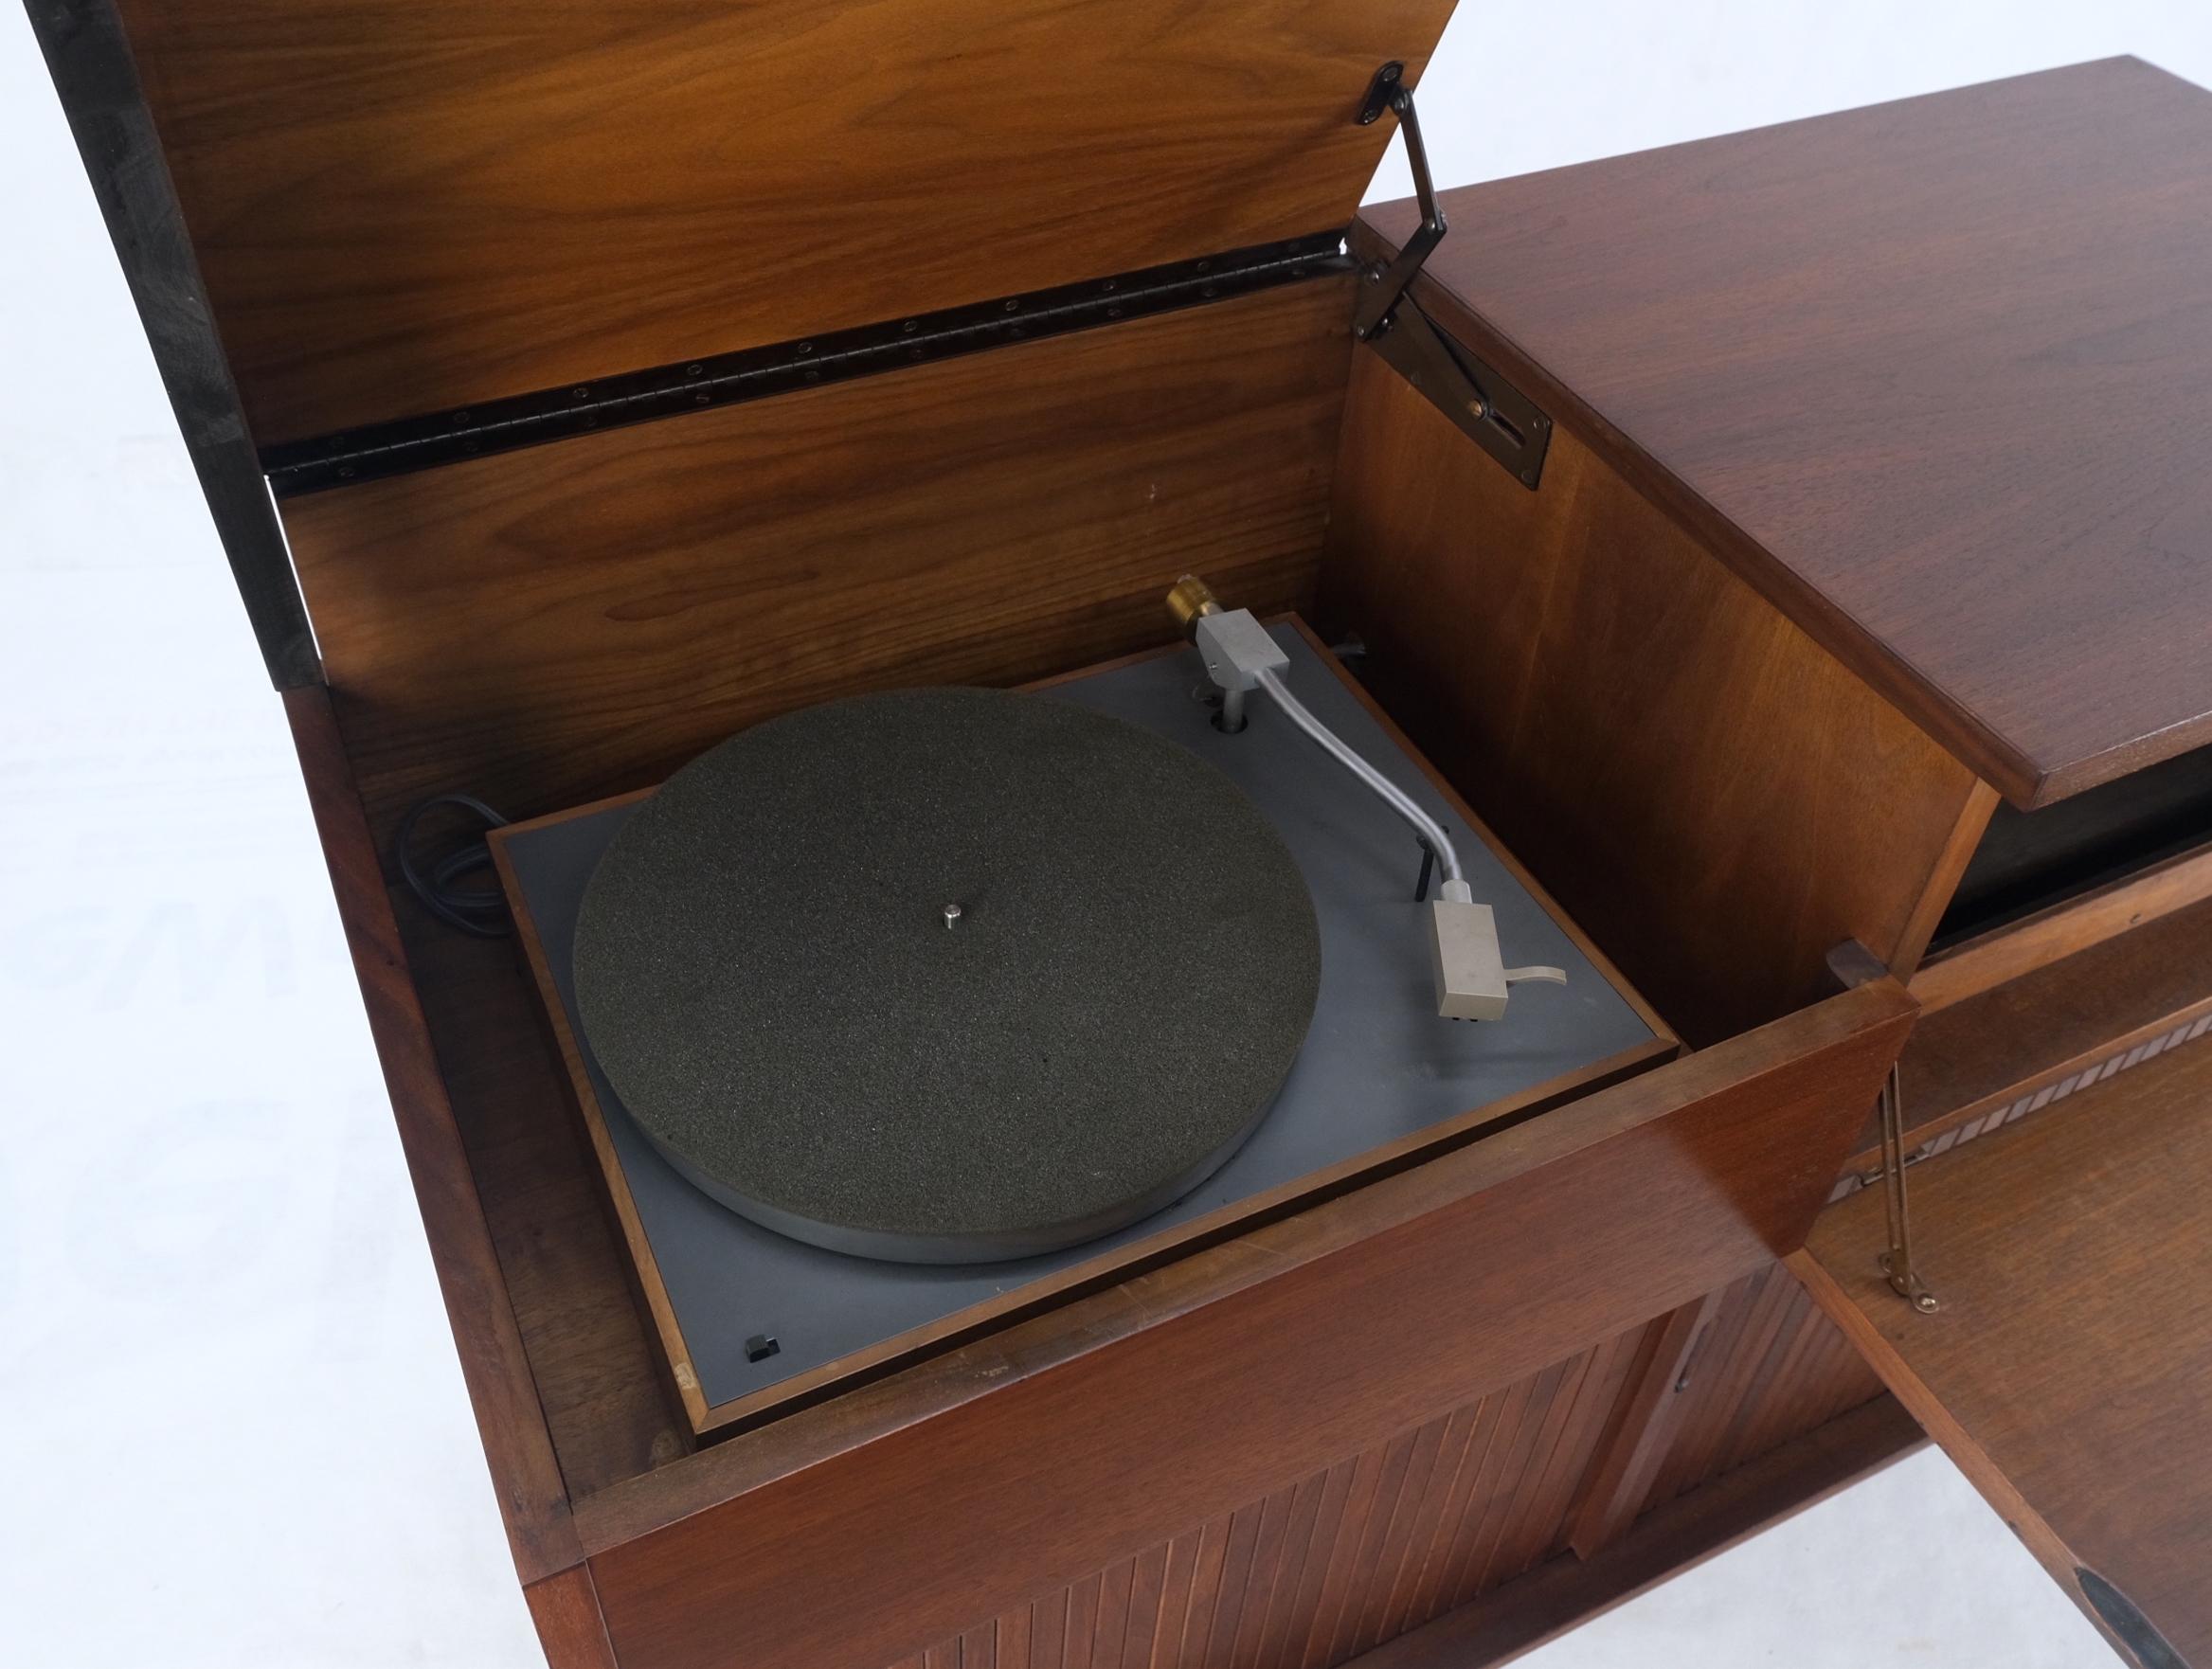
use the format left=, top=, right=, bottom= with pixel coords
left=486, top=825, right=713, bottom=1440
left=282, top=685, right=582, bottom=1584
left=1889, top=781, right=2002, bottom=980
left=1911, top=836, right=2212, bottom=1014
left=524, top=1566, right=621, bottom=1669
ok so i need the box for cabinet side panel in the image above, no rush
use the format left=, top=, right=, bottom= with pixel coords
left=281, top=687, right=581, bottom=1581
left=279, top=278, right=1352, bottom=862
left=1321, top=349, right=1987, bottom=1043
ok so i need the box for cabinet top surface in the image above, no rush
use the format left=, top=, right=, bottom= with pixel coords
left=1362, top=58, right=2212, bottom=807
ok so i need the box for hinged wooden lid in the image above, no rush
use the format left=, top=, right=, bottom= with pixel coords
left=110, top=0, right=1459, bottom=448
left=1355, top=58, right=2212, bottom=808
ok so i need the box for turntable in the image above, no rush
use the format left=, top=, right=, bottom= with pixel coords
left=491, top=589, right=1671, bottom=1435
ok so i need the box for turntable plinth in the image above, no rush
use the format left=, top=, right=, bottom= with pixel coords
left=494, top=625, right=1669, bottom=1435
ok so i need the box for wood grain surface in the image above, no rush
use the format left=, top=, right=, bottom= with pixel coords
left=281, top=279, right=1354, bottom=860
left=1565, top=1296, right=1717, bottom=1558
left=392, top=902, right=693, bottom=1500
left=1628, top=1262, right=1883, bottom=1522
left=282, top=687, right=582, bottom=1583
left=522, top=1567, right=620, bottom=1669
left=884, top=1278, right=1899, bottom=1669
left=1358, top=59, right=2212, bottom=807
left=879, top=1319, right=1657, bottom=1669
left=109, top=0, right=1448, bottom=442
left=1912, top=837, right=2212, bottom=1013
left=572, top=981, right=1910, bottom=1669
left=1556, top=1257, right=1885, bottom=1567
left=1801, top=1033, right=2212, bottom=1667
left=1322, top=348, right=1989, bottom=1044
left=1358, top=1396, right=1924, bottom=1669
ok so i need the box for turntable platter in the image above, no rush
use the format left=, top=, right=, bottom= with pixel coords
left=572, top=687, right=1321, bottom=1263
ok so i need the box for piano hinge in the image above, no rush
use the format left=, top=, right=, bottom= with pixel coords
left=1351, top=62, right=1552, bottom=491
left=262, top=231, right=1352, bottom=495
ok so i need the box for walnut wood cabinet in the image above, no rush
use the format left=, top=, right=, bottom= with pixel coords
left=31, top=6, right=2211, bottom=1662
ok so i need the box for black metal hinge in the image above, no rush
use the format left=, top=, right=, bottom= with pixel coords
left=1351, top=62, right=1552, bottom=491
left=263, top=232, right=1351, bottom=495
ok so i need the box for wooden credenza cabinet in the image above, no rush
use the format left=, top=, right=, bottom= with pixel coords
left=31, top=2, right=2210, bottom=1660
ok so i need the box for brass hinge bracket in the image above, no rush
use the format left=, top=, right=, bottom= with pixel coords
left=1351, top=62, right=1552, bottom=490
left=1875, top=1062, right=1940, bottom=1314
left=1826, top=942, right=1938, bottom=1316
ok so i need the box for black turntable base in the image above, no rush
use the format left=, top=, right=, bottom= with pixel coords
left=495, top=625, right=1663, bottom=1420
left=573, top=686, right=1322, bottom=1263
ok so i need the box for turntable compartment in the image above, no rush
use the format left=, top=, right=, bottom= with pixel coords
left=258, top=248, right=1948, bottom=1669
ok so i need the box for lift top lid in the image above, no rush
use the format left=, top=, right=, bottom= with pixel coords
left=1359, top=58, right=2212, bottom=809
left=100, top=0, right=1459, bottom=449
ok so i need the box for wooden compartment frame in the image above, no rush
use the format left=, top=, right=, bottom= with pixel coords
left=240, top=270, right=1948, bottom=1669
left=295, top=659, right=1916, bottom=1664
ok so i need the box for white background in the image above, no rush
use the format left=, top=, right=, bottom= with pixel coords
left=5, top=4, right=2205, bottom=1665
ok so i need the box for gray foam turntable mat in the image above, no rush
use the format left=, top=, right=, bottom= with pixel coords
left=501, top=626, right=1660, bottom=1409
left=572, top=687, right=1323, bottom=1263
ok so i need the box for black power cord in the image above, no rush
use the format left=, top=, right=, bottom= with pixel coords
left=394, top=793, right=513, bottom=937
